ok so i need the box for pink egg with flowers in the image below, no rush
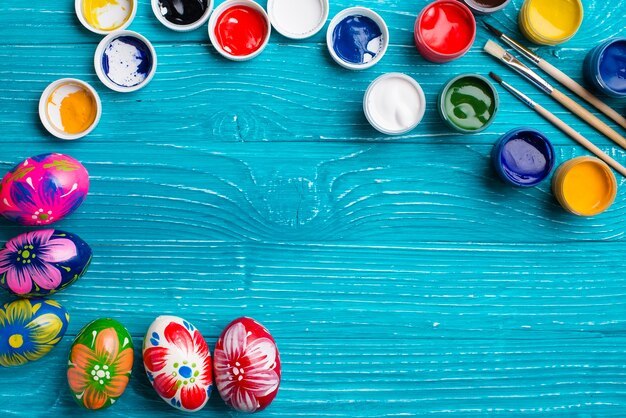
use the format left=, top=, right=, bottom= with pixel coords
left=214, top=317, right=281, bottom=413
left=0, top=153, right=89, bottom=226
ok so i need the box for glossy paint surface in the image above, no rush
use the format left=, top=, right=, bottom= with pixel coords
left=101, top=35, right=153, bottom=88
left=157, top=0, right=208, bottom=25
left=214, top=6, right=268, bottom=57
left=1, top=0, right=626, bottom=416
left=440, top=75, right=496, bottom=132
left=332, top=15, right=382, bottom=64
left=417, top=1, right=474, bottom=55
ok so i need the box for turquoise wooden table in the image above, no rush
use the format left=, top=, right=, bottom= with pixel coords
left=1, top=0, right=626, bottom=416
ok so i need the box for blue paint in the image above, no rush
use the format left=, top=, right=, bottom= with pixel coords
left=332, top=15, right=382, bottom=64
left=178, top=365, right=192, bottom=378
left=584, top=37, right=626, bottom=98
left=102, top=35, right=153, bottom=88
left=491, top=128, right=555, bottom=187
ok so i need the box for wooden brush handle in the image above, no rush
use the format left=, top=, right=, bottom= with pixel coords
left=535, top=104, right=626, bottom=177
left=540, top=61, right=626, bottom=130
left=551, top=89, right=626, bottom=150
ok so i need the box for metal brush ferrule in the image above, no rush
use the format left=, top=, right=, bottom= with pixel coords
left=502, top=52, right=554, bottom=94
left=502, top=36, right=540, bottom=64
left=501, top=81, right=536, bottom=109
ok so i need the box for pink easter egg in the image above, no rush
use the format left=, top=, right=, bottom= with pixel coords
left=0, top=153, right=89, bottom=226
left=214, top=317, right=281, bottom=413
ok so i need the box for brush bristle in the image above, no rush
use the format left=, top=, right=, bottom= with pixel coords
left=483, top=22, right=503, bottom=38
left=483, top=40, right=507, bottom=59
left=489, top=72, right=502, bottom=84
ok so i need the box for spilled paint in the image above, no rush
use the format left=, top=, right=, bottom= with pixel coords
left=82, top=0, right=133, bottom=31
left=46, top=82, right=97, bottom=134
left=332, top=15, right=382, bottom=65
left=214, top=5, right=268, bottom=57
left=101, top=35, right=154, bottom=87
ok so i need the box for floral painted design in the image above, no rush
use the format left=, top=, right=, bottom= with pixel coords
left=0, top=229, right=92, bottom=297
left=214, top=317, right=281, bottom=413
left=67, top=318, right=134, bottom=410
left=0, top=153, right=89, bottom=226
left=0, top=298, right=69, bottom=367
left=143, top=316, right=213, bottom=412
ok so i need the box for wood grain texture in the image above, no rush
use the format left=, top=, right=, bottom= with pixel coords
left=0, top=0, right=625, bottom=416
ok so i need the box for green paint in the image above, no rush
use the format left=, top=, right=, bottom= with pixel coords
left=441, top=75, right=497, bottom=132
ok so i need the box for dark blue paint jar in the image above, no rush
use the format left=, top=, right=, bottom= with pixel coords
left=583, top=37, right=626, bottom=98
left=491, top=128, right=555, bottom=187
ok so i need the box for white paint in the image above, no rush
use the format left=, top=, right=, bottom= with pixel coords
left=87, top=0, right=132, bottom=30
left=45, top=83, right=85, bottom=133
left=364, top=73, right=426, bottom=135
left=268, top=0, right=328, bottom=39
left=103, top=38, right=148, bottom=87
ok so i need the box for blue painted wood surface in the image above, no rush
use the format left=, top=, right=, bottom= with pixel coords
left=1, top=0, right=626, bottom=416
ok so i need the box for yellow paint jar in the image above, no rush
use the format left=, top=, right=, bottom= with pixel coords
left=75, top=0, right=137, bottom=34
left=552, top=157, right=617, bottom=217
left=519, top=0, right=583, bottom=45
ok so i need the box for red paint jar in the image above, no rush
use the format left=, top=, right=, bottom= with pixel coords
left=414, top=0, right=476, bottom=63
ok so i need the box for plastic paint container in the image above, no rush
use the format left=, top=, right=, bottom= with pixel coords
left=491, top=128, right=555, bottom=187
left=461, top=0, right=511, bottom=15
left=519, top=0, right=583, bottom=46
left=583, top=38, right=626, bottom=98
left=552, top=157, right=617, bottom=217
left=208, top=0, right=271, bottom=61
left=75, top=0, right=137, bottom=35
left=39, top=78, right=102, bottom=140
left=438, top=74, right=499, bottom=134
left=327, top=7, right=389, bottom=70
left=414, top=0, right=476, bottom=63
left=363, top=73, right=426, bottom=136
left=152, top=0, right=214, bottom=31
left=267, top=0, right=329, bottom=39
left=95, top=31, right=157, bottom=93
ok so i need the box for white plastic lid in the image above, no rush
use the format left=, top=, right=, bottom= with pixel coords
left=267, top=0, right=329, bottom=39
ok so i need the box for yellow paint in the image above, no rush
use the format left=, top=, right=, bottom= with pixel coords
left=82, top=0, right=132, bottom=31
left=554, top=157, right=617, bottom=217
left=47, top=87, right=97, bottom=134
left=9, top=334, right=23, bottom=349
left=520, top=0, right=583, bottom=45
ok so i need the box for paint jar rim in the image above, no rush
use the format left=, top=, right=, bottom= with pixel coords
left=151, top=0, right=214, bottom=32
left=267, top=0, right=329, bottom=40
left=519, top=0, right=583, bottom=45
left=326, top=7, right=390, bottom=71
left=208, top=0, right=272, bottom=61
left=491, top=127, right=555, bottom=187
left=461, top=0, right=511, bottom=14
left=75, top=0, right=138, bottom=35
left=552, top=156, right=617, bottom=217
left=438, top=73, right=499, bottom=134
left=363, top=73, right=426, bottom=136
left=38, top=78, right=102, bottom=141
left=584, top=37, right=626, bottom=98
left=414, top=0, right=476, bottom=63
left=94, top=30, right=158, bottom=93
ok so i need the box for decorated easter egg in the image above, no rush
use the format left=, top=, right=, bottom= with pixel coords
left=67, top=318, right=133, bottom=410
left=0, top=229, right=92, bottom=298
left=0, top=298, right=69, bottom=367
left=214, top=317, right=281, bottom=413
left=143, top=316, right=213, bottom=412
left=0, top=153, right=89, bottom=226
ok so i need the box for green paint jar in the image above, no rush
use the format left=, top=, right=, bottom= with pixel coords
left=438, top=73, right=499, bottom=134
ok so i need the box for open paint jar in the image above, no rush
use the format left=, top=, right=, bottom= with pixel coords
left=363, top=73, right=426, bottom=136
left=583, top=38, right=626, bottom=98
left=267, top=0, right=329, bottom=39
left=492, top=128, right=555, bottom=187
left=438, top=74, right=499, bottom=134
left=519, top=0, right=583, bottom=45
left=414, top=0, right=476, bottom=63
left=552, top=157, right=617, bottom=217
left=95, top=31, right=157, bottom=93
left=208, top=0, right=271, bottom=61
left=152, top=0, right=214, bottom=31
left=327, top=7, right=389, bottom=70
left=39, top=78, right=102, bottom=140
left=461, top=0, right=511, bottom=14
left=75, top=0, right=137, bottom=35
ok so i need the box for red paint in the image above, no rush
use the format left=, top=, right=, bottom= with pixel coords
left=214, top=5, right=268, bottom=57
left=414, top=0, right=476, bottom=63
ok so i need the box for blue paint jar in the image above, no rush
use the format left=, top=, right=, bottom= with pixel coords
left=583, top=37, right=626, bottom=98
left=491, top=128, right=555, bottom=187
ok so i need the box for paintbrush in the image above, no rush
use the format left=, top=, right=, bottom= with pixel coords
left=484, top=40, right=626, bottom=151
left=489, top=71, right=626, bottom=178
left=484, top=23, right=626, bottom=130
